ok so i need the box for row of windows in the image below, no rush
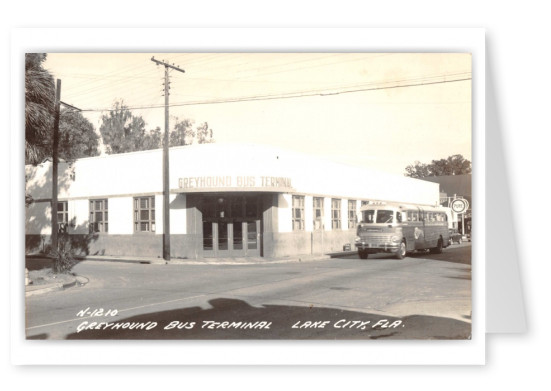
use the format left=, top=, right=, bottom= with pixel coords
left=56, top=196, right=156, bottom=234
left=406, top=210, right=447, bottom=222
left=56, top=195, right=373, bottom=234
left=292, top=196, right=360, bottom=231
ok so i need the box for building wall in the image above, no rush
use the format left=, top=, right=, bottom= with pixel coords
left=277, top=194, right=293, bottom=233
left=26, top=144, right=440, bottom=206
left=25, top=144, right=440, bottom=259
left=263, top=194, right=358, bottom=258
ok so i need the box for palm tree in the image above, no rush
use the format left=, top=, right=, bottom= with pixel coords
left=25, top=53, right=55, bottom=165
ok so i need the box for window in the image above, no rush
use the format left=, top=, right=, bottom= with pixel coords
left=407, top=210, right=419, bottom=222
left=331, top=199, right=341, bottom=229
left=376, top=210, right=394, bottom=224
left=348, top=200, right=357, bottom=229
left=57, top=201, right=68, bottom=232
left=292, top=195, right=305, bottom=231
left=435, top=212, right=447, bottom=222
left=90, top=199, right=108, bottom=233
left=313, top=197, right=324, bottom=230
left=134, top=196, right=155, bottom=232
left=361, top=200, right=370, bottom=207
left=362, top=210, right=375, bottom=223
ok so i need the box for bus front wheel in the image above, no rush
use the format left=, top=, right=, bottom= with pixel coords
left=358, top=250, right=369, bottom=259
left=395, top=241, right=406, bottom=259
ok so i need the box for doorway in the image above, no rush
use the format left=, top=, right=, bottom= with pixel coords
left=202, top=220, right=260, bottom=257
left=200, top=194, right=262, bottom=258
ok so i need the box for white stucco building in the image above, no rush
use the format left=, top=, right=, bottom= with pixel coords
left=25, top=143, right=440, bottom=259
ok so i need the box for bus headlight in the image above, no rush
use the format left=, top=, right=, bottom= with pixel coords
left=354, top=236, right=361, bottom=242
left=390, top=236, right=400, bottom=243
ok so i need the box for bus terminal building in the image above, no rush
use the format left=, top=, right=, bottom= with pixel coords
left=25, top=143, right=441, bottom=260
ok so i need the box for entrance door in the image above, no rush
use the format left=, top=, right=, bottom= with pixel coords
left=203, top=220, right=260, bottom=257
left=231, top=221, right=246, bottom=256
left=200, top=194, right=262, bottom=258
left=246, top=220, right=260, bottom=257
left=203, top=221, right=231, bottom=257
left=216, top=221, right=230, bottom=257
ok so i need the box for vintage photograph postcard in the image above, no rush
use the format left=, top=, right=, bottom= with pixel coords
left=24, top=52, right=472, bottom=341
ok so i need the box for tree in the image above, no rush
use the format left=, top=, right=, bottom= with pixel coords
left=99, top=100, right=147, bottom=154
left=26, top=54, right=100, bottom=164
left=59, top=108, right=100, bottom=160
left=25, top=53, right=55, bottom=165
left=169, top=118, right=194, bottom=147
left=404, top=154, right=471, bottom=178
left=195, top=122, right=215, bottom=144
left=142, top=126, right=162, bottom=151
left=170, top=119, right=215, bottom=146
left=99, top=103, right=216, bottom=153
left=404, top=161, right=431, bottom=178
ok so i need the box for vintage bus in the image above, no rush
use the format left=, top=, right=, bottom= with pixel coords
left=354, top=202, right=451, bottom=259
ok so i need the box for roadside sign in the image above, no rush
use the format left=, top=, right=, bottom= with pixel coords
left=450, top=198, right=469, bottom=214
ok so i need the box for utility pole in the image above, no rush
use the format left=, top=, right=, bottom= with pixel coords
left=151, top=57, right=185, bottom=262
left=51, top=79, right=61, bottom=253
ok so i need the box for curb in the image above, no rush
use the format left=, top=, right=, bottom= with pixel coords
left=25, top=277, right=77, bottom=297
left=78, top=254, right=344, bottom=266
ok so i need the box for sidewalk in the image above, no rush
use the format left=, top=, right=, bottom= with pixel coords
left=79, top=251, right=348, bottom=265
left=25, top=275, right=77, bottom=297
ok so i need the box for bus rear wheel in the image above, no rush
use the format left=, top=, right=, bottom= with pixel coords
left=395, top=241, right=406, bottom=259
left=358, top=250, right=369, bottom=259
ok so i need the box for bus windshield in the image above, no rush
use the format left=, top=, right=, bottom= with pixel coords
left=361, top=209, right=396, bottom=224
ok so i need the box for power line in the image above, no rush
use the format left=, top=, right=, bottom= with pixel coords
left=71, top=74, right=471, bottom=114
left=233, top=53, right=396, bottom=80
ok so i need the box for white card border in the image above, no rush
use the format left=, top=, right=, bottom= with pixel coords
left=10, top=27, right=485, bottom=365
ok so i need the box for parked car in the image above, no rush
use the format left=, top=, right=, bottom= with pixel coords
left=449, top=229, right=463, bottom=244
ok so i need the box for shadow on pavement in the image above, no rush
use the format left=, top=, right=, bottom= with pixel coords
left=64, top=297, right=471, bottom=340
left=25, top=255, right=86, bottom=271
left=408, top=245, right=471, bottom=265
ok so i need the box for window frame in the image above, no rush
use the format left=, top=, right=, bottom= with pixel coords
left=134, top=196, right=156, bottom=233
left=313, top=197, right=324, bottom=230
left=89, top=199, right=108, bottom=233
left=348, top=199, right=357, bottom=229
left=331, top=198, right=341, bottom=230
left=292, top=195, right=305, bottom=231
left=57, top=201, right=68, bottom=232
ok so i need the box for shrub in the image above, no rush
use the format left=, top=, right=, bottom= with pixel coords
left=49, top=234, right=76, bottom=274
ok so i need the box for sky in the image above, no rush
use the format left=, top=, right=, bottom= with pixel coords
left=44, top=52, right=471, bottom=176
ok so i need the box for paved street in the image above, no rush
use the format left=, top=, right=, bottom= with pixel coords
left=25, top=244, right=471, bottom=340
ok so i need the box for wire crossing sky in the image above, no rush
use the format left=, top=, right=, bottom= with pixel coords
left=44, top=53, right=471, bottom=176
